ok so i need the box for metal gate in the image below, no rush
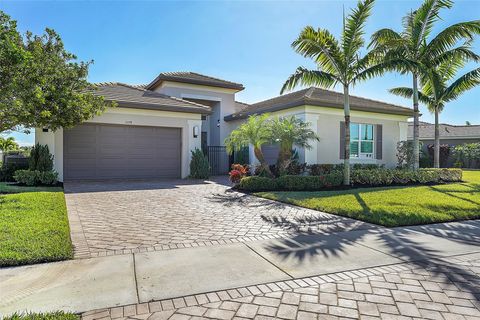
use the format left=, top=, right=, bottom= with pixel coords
left=206, top=146, right=230, bottom=175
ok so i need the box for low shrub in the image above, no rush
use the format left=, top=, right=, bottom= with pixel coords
left=13, top=170, right=58, bottom=186
left=276, top=172, right=344, bottom=191
left=352, top=163, right=383, bottom=170
left=189, top=148, right=210, bottom=179
left=0, top=162, right=29, bottom=182
left=238, top=171, right=343, bottom=191
left=239, top=168, right=462, bottom=191
left=238, top=176, right=277, bottom=191
left=308, top=164, right=343, bottom=175
left=351, top=168, right=462, bottom=186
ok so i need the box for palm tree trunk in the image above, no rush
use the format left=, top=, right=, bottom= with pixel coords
left=277, top=144, right=292, bottom=176
left=343, top=84, right=351, bottom=186
left=254, top=146, right=273, bottom=177
left=412, top=73, right=420, bottom=170
left=434, top=106, right=440, bottom=168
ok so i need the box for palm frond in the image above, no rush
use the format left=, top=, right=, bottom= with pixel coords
left=281, top=67, right=337, bottom=93
left=292, top=27, right=344, bottom=76
left=411, top=0, right=453, bottom=51
left=425, top=20, right=480, bottom=59
left=430, top=46, right=480, bottom=67
left=444, top=67, right=480, bottom=102
left=369, top=28, right=404, bottom=49
left=342, top=0, right=375, bottom=61
left=353, top=58, right=421, bottom=83
left=389, top=87, right=432, bottom=105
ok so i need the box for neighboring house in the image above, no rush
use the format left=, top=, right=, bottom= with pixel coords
left=407, top=121, right=480, bottom=147
left=407, top=122, right=480, bottom=167
left=36, top=72, right=413, bottom=181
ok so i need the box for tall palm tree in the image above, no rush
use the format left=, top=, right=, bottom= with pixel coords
left=390, top=62, right=480, bottom=168
left=282, top=0, right=386, bottom=185
left=270, top=116, right=319, bottom=175
left=370, top=0, right=480, bottom=169
left=225, top=114, right=274, bottom=177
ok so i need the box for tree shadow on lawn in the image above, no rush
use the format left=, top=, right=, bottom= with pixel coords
left=428, top=185, right=480, bottom=206
left=262, top=221, right=480, bottom=295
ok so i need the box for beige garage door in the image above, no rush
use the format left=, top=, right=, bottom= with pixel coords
left=64, top=123, right=181, bottom=180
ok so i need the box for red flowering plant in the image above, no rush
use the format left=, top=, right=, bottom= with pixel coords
left=229, top=164, right=248, bottom=184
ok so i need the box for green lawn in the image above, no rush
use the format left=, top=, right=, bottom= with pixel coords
left=256, top=170, right=480, bottom=227
left=0, top=183, right=73, bottom=267
left=0, top=182, right=63, bottom=194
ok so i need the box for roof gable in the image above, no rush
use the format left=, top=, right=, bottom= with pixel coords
left=225, top=87, right=413, bottom=121
left=146, top=72, right=244, bottom=91
left=92, top=83, right=211, bottom=114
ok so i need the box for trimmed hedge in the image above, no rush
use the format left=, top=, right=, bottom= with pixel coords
left=351, top=168, right=462, bottom=186
left=239, top=172, right=343, bottom=192
left=238, top=168, right=462, bottom=191
left=13, top=170, right=58, bottom=186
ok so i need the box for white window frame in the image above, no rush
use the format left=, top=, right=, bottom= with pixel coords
left=350, top=123, right=375, bottom=159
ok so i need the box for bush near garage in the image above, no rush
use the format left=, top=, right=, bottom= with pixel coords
left=189, top=148, right=210, bottom=179
left=13, top=144, right=58, bottom=186
left=13, top=170, right=58, bottom=186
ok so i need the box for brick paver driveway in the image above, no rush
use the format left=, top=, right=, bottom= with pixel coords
left=64, top=177, right=374, bottom=258
left=84, top=252, right=480, bottom=320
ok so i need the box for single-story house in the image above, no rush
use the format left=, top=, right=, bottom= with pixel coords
left=36, top=72, right=413, bottom=181
left=407, top=121, right=480, bottom=147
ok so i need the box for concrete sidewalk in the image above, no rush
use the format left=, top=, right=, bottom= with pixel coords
left=1, top=220, right=479, bottom=317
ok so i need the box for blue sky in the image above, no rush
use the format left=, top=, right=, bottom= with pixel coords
left=1, top=0, right=479, bottom=146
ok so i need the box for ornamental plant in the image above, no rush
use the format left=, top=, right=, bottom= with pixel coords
left=229, top=164, right=248, bottom=184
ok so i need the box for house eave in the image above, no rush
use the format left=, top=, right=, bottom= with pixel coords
left=224, top=99, right=414, bottom=121
left=114, top=100, right=212, bottom=115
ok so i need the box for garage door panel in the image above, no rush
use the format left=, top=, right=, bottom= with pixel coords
left=64, top=124, right=181, bottom=180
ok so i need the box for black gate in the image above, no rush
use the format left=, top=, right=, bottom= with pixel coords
left=206, top=146, right=230, bottom=175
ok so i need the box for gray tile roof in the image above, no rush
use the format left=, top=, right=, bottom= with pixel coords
left=92, top=83, right=211, bottom=114
left=408, top=122, right=480, bottom=139
left=224, top=87, right=414, bottom=121
left=146, top=72, right=244, bottom=91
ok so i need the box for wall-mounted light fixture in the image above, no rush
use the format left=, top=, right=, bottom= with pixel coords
left=193, top=125, right=199, bottom=138
left=217, top=119, right=220, bottom=128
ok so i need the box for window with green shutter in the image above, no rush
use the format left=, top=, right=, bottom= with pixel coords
left=350, top=123, right=374, bottom=159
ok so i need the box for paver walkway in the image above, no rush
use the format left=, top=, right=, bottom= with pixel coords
left=64, top=177, right=374, bottom=258
left=83, top=252, right=480, bottom=320
left=2, top=220, right=479, bottom=318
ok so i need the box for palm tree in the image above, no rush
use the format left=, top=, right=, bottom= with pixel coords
left=281, top=0, right=386, bottom=185
left=370, top=0, right=480, bottom=169
left=390, top=62, right=480, bottom=168
left=0, top=136, right=18, bottom=153
left=225, top=114, right=274, bottom=177
left=270, top=116, right=319, bottom=175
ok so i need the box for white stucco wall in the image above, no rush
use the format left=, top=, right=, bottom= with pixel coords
left=154, top=81, right=239, bottom=146
left=228, top=105, right=410, bottom=168
left=35, top=107, right=202, bottom=181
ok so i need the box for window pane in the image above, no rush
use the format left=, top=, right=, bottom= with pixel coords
left=361, top=141, right=373, bottom=153
left=361, top=124, right=374, bottom=140
left=350, top=142, right=359, bottom=157
left=350, top=123, right=359, bottom=140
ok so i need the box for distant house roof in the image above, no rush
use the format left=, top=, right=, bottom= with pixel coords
left=408, top=122, right=480, bottom=140
left=146, top=72, right=244, bottom=91
left=92, top=82, right=211, bottom=114
left=224, top=87, right=414, bottom=121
